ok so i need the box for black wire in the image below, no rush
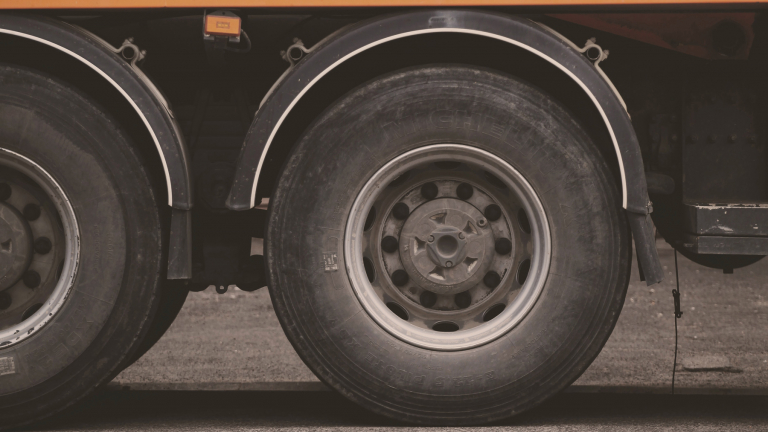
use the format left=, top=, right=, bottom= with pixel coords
left=224, top=30, right=252, bottom=53
left=673, top=307, right=679, bottom=394
left=672, top=249, right=681, bottom=394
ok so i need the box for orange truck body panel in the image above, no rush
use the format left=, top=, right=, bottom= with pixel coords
left=0, top=0, right=764, bottom=9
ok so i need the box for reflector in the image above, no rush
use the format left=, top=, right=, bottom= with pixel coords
left=204, top=14, right=241, bottom=37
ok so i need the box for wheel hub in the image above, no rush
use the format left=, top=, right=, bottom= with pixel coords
left=346, top=144, right=551, bottom=350
left=427, top=226, right=465, bottom=268
left=0, top=201, right=33, bottom=291
left=400, top=198, right=495, bottom=295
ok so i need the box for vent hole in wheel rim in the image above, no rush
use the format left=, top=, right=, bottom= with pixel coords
left=517, top=259, right=531, bottom=285
left=21, top=303, right=43, bottom=322
left=432, top=321, right=459, bottom=332
left=386, top=302, right=409, bottom=320
left=483, top=303, right=506, bottom=322
left=363, top=257, right=376, bottom=283
left=364, top=206, right=376, bottom=231
left=518, top=208, right=531, bottom=234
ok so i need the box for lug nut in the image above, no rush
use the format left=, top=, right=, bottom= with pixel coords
left=484, top=204, right=502, bottom=222
left=495, top=238, right=512, bottom=255
left=34, top=237, right=52, bottom=255
left=420, top=182, right=438, bottom=200
left=445, top=261, right=453, bottom=268
left=23, top=204, right=41, bottom=221
left=0, top=292, right=11, bottom=310
left=484, top=271, right=501, bottom=288
left=392, top=202, right=410, bottom=220
left=0, top=183, right=10, bottom=201
left=23, top=270, right=40, bottom=288
left=420, top=290, right=437, bottom=308
left=458, top=233, right=465, bottom=239
left=456, top=183, right=474, bottom=200
left=381, top=236, right=399, bottom=254
left=729, top=134, right=738, bottom=143
left=391, top=269, right=409, bottom=287
left=428, top=235, right=435, bottom=243
left=455, top=291, right=472, bottom=309
left=477, top=218, right=487, bottom=227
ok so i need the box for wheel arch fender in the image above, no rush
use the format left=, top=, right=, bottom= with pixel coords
left=226, top=9, right=662, bottom=284
left=0, top=14, right=193, bottom=209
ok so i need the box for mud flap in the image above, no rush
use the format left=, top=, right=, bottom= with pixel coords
left=628, top=211, right=663, bottom=285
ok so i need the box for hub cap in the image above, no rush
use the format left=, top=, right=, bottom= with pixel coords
left=0, top=148, right=79, bottom=348
left=400, top=198, right=495, bottom=296
left=345, top=144, right=551, bottom=351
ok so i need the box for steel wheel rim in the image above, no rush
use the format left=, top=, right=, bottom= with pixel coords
left=0, top=148, right=79, bottom=348
left=345, top=144, right=550, bottom=351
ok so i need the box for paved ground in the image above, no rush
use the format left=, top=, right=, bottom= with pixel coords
left=115, top=241, right=768, bottom=390
left=29, top=391, right=768, bottom=431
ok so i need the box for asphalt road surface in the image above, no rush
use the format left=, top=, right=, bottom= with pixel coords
left=26, top=240, right=768, bottom=430
left=27, top=391, right=768, bottom=431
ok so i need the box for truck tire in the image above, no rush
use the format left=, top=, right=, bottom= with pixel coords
left=267, top=65, right=632, bottom=425
left=0, top=65, right=162, bottom=429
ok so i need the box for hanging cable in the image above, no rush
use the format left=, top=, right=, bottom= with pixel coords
left=224, top=30, right=251, bottom=53
left=672, top=249, right=683, bottom=394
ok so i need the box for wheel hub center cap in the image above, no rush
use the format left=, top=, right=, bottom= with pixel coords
left=426, top=227, right=466, bottom=268
left=0, top=201, right=33, bottom=291
left=400, top=198, right=495, bottom=295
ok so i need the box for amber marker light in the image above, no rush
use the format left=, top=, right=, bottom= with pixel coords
left=204, top=14, right=241, bottom=37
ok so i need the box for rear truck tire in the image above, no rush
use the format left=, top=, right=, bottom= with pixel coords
left=267, top=65, right=632, bottom=425
left=0, top=64, right=163, bottom=429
